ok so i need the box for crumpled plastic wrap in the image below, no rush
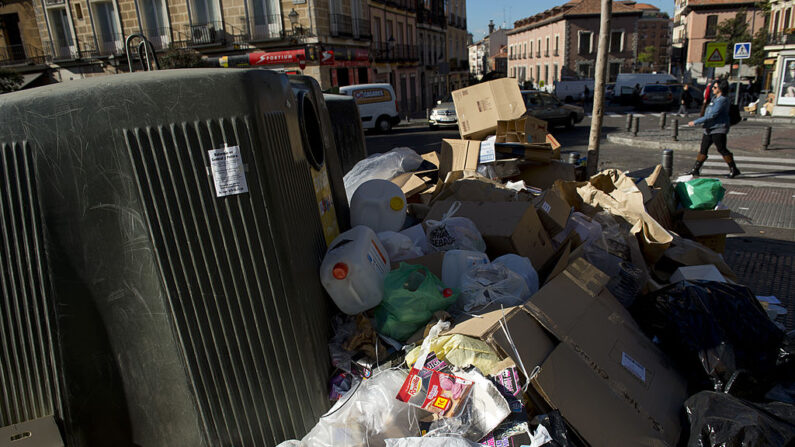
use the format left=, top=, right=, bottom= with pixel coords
left=378, top=231, right=425, bottom=262
left=454, top=263, right=530, bottom=314
left=404, top=333, right=503, bottom=377
left=425, top=202, right=487, bottom=253
left=684, top=391, right=795, bottom=447
left=344, top=147, right=424, bottom=202
left=283, top=369, right=422, bottom=447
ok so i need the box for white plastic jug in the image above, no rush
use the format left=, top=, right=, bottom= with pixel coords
left=441, top=250, right=489, bottom=290
left=350, top=179, right=407, bottom=233
left=320, top=226, right=391, bottom=315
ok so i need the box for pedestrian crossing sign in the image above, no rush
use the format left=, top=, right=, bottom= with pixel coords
left=705, top=42, right=728, bottom=67
left=733, top=42, right=751, bottom=60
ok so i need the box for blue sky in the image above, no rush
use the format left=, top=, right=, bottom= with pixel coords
left=467, top=0, right=675, bottom=41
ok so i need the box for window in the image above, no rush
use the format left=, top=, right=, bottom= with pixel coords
left=544, top=64, right=548, bottom=82
left=609, top=31, right=623, bottom=52
left=189, top=0, right=221, bottom=25
left=577, top=62, right=591, bottom=77
left=529, top=40, right=533, bottom=58
left=705, top=15, right=718, bottom=38
left=374, top=17, right=381, bottom=42
left=248, top=0, right=280, bottom=40
left=46, top=6, right=75, bottom=58
left=609, top=62, right=621, bottom=82
left=786, top=8, right=792, bottom=30
left=553, top=63, right=559, bottom=82
left=578, top=31, right=592, bottom=54
left=523, top=42, right=526, bottom=58
left=536, top=38, right=541, bottom=56
left=90, top=0, right=122, bottom=54
left=536, top=64, right=540, bottom=82
left=407, top=24, right=413, bottom=45
left=545, top=36, right=549, bottom=56
left=554, top=34, right=559, bottom=55
left=773, top=11, right=780, bottom=33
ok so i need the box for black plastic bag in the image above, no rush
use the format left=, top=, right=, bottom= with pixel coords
left=685, top=391, right=795, bottom=447
left=532, top=410, right=572, bottom=447
left=630, top=281, right=785, bottom=394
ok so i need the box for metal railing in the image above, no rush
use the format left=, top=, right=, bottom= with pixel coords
left=544, top=50, right=549, bottom=57
left=354, top=18, right=371, bottom=39
left=554, top=49, right=559, bottom=56
left=95, top=33, right=125, bottom=56
left=43, top=41, right=75, bottom=60
left=768, top=32, right=795, bottom=45
left=535, top=50, right=541, bottom=57
left=373, top=41, right=417, bottom=61
left=417, top=8, right=446, bottom=27
left=248, top=14, right=282, bottom=41
left=0, top=44, right=47, bottom=65
left=386, top=0, right=415, bottom=11
left=184, top=21, right=225, bottom=46
left=140, top=27, right=172, bottom=50
left=330, top=13, right=352, bottom=36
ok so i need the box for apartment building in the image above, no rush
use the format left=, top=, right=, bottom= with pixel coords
left=468, top=19, right=508, bottom=80
left=1, top=0, right=51, bottom=87
left=369, top=0, right=420, bottom=113
left=636, top=4, right=671, bottom=72
left=416, top=0, right=445, bottom=109
left=444, top=0, right=467, bottom=91
left=764, top=0, right=795, bottom=90
left=507, top=0, right=647, bottom=88
left=672, top=0, right=764, bottom=82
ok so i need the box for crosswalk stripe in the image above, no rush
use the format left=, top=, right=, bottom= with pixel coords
left=703, top=162, right=795, bottom=170
left=700, top=169, right=795, bottom=180
left=729, top=155, right=795, bottom=164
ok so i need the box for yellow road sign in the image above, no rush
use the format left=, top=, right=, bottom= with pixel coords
left=704, top=42, right=728, bottom=68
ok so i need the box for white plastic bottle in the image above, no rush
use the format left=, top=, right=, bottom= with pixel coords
left=350, top=179, right=407, bottom=233
left=320, top=226, right=391, bottom=315
left=441, top=250, right=489, bottom=290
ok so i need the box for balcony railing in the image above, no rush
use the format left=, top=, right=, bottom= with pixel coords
left=544, top=50, right=549, bottom=57
left=354, top=18, right=371, bottom=39
left=417, top=8, right=446, bottom=27
left=43, top=41, right=76, bottom=60
left=554, top=49, right=559, bottom=56
left=184, top=21, right=225, bottom=46
left=141, top=27, right=172, bottom=50
left=248, top=14, right=283, bottom=41
left=330, top=13, right=353, bottom=37
left=768, top=32, right=795, bottom=45
left=385, top=0, right=415, bottom=11
left=535, top=51, right=541, bottom=57
left=373, top=41, right=417, bottom=61
left=0, top=44, right=47, bottom=66
left=96, top=33, right=125, bottom=56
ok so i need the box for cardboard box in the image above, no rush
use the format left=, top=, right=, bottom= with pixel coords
left=514, top=160, right=576, bottom=190
left=495, top=143, right=557, bottom=163
left=393, top=252, right=445, bottom=278
left=532, top=189, right=572, bottom=237
left=452, top=79, right=526, bottom=140
left=545, top=133, right=561, bottom=150
left=426, top=201, right=555, bottom=269
left=495, top=115, right=549, bottom=144
left=447, top=259, right=688, bottom=447
left=391, top=172, right=429, bottom=199
left=677, top=209, right=744, bottom=254
left=439, top=139, right=481, bottom=180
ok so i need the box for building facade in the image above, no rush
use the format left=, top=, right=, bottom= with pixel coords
left=636, top=5, right=671, bottom=72
left=673, top=0, right=764, bottom=82
left=507, top=0, right=648, bottom=88
left=444, top=0, right=467, bottom=91
left=467, top=20, right=508, bottom=80
left=764, top=0, right=795, bottom=90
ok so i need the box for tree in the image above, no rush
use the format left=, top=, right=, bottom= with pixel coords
left=0, top=68, right=23, bottom=93
left=637, top=45, right=657, bottom=71
left=716, top=10, right=753, bottom=64
left=158, top=46, right=204, bottom=69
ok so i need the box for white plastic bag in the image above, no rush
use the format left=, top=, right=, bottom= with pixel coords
left=385, top=437, right=480, bottom=447
left=424, top=202, right=486, bottom=253
left=492, top=254, right=539, bottom=296
left=454, top=263, right=530, bottom=314
left=344, top=147, right=424, bottom=202
left=378, top=231, right=425, bottom=262
left=290, top=368, right=421, bottom=447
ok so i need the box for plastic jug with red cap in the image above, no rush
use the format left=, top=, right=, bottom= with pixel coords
left=320, top=225, right=391, bottom=315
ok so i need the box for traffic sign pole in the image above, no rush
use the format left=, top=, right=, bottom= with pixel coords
left=735, top=59, right=742, bottom=105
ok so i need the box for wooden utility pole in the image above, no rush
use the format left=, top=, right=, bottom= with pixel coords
left=586, top=0, right=613, bottom=176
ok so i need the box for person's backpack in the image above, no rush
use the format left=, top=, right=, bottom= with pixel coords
left=729, top=104, right=742, bottom=126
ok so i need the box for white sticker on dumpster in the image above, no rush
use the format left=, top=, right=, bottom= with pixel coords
left=478, top=137, right=496, bottom=164
left=621, top=352, right=647, bottom=383
left=209, top=145, right=249, bottom=197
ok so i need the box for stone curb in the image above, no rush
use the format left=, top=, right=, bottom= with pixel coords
left=745, top=116, right=795, bottom=125
left=606, top=133, right=698, bottom=151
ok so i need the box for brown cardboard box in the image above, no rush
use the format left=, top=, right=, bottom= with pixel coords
left=495, top=116, right=549, bottom=144
left=447, top=259, right=688, bottom=447
left=439, top=139, right=481, bottom=180
left=545, top=133, right=561, bottom=150
left=514, top=160, right=576, bottom=190
left=677, top=209, right=744, bottom=254
left=391, top=173, right=429, bottom=198
left=453, top=79, right=527, bottom=140
left=426, top=200, right=555, bottom=268
left=532, top=189, right=572, bottom=237
left=392, top=252, right=445, bottom=278
left=495, top=143, right=557, bottom=163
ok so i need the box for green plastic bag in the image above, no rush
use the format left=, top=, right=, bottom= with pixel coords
left=374, top=263, right=459, bottom=342
left=675, top=178, right=725, bottom=210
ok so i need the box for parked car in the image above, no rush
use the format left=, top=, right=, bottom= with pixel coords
left=553, top=79, right=594, bottom=102
left=638, top=84, right=674, bottom=109
left=339, top=83, right=401, bottom=132
left=521, top=90, right=585, bottom=128
left=428, top=97, right=457, bottom=128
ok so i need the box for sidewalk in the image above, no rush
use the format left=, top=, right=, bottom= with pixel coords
left=606, top=121, right=795, bottom=154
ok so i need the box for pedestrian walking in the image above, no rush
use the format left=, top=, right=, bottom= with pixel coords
left=687, top=80, right=741, bottom=178
left=678, top=85, right=692, bottom=116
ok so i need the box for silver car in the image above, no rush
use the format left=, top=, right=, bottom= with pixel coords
left=429, top=101, right=457, bottom=128
left=521, top=90, right=585, bottom=129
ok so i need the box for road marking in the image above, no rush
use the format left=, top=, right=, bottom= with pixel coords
left=703, top=162, right=795, bottom=170
left=727, top=191, right=748, bottom=195
left=731, top=155, right=795, bottom=164
left=700, top=169, right=795, bottom=180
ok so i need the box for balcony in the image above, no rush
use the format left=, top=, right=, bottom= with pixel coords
left=96, top=33, right=125, bottom=56
left=182, top=21, right=225, bottom=46
left=141, top=27, right=172, bottom=50
left=248, top=15, right=283, bottom=41
left=417, top=8, right=446, bottom=27
left=385, top=0, right=415, bottom=11
left=544, top=50, right=549, bottom=57
left=355, top=18, right=371, bottom=39
left=768, top=32, right=795, bottom=45
left=43, top=41, right=76, bottom=60
left=535, top=51, right=541, bottom=57
left=373, top=41, right=417, bottom=61
left=330, top=13, right=353, bottom=37
left=0, top=44, right=47, bottom=66
left=554, top=49, right=559, bottom=56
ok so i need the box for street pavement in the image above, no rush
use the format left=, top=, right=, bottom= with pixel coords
left=367, top=112, right=795, bottom=330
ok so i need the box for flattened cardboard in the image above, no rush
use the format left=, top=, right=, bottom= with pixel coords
left=514, top=160, right=576, bottom=190
left=679, top=209, right=744, bottom=237
left=426, top=200, right=555, bottom=269
left=439, top=139, right=480, bottom=180
left=391, top=172, right=429, bottom=198
left=545, top=133, right=561, bottom=150
left=393, top=252, right=445, bottom=278
left=495, top=143, right=556, bottom=163
left=448, top=259, right=688, bottom=447
left=452, top=79, right=526, bottom=140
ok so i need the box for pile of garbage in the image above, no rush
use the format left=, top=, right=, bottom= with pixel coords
left=280, top=79, right=795, bottom=447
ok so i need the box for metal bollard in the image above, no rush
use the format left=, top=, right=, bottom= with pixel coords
left=762, top=126, right=772, bottom=150
left=662, top=149, right=674, bottom=177
left=672, top=118, right=679, bottom=141
left=631, top=116, right=640, bottom=136
left=660, top=112, right=667, bottom=130
left=625, top=113, right=633, bottom=132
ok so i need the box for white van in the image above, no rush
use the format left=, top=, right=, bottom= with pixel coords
left=339, top=83, right=401, bottom=132
left=553, top=79, right=594, bottom=102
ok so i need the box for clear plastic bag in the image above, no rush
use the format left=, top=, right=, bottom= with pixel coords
left=344, top=147, right=424, bottom=202
left=453, top=263, right=530, bottom=315
left=385, top=437, right=480, bottom=447
left=287, top=368, right=422, bottom=447
left=492, top=254, right=539, bottom=296
left=424, top=202, right=487, bottom=253
left=378, top=231, right=425, bottom=262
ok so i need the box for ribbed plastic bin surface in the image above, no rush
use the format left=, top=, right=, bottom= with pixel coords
left=0, top=69, right=332, bottom=446
left=323, top=93, right=368, bottom=175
